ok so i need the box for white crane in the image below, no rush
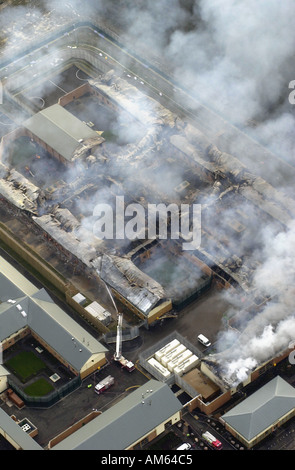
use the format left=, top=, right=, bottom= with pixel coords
left=99, top=275, right=135, bottom=372
left=114, top=310, right=123, bottom=362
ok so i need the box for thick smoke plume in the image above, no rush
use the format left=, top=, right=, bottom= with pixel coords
left=213, top=219, right=295, bottom=386
left=1, top=0, right=295, bottom=386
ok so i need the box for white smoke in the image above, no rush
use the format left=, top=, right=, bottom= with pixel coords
left=215, top=220, right=295, bottom=386
left=1, top=0, right=295, bottom=387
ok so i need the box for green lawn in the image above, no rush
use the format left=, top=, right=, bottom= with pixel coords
left=24, top=378, right=54, bottom=397
left=6, top=351, right=46, bottom=382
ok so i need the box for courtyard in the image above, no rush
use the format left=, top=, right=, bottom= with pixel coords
left=3, top=334, right=77, bottom=405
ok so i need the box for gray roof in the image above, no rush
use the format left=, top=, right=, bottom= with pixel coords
left=0, top=261, right=39, bottom=299
left=0, top=409, right=43, bottom=450
left=23, top=104, right=101, bottom=162
left=0, top=256, right=107, bottom=371
left=29, top=291, right=107, bottom=370
left=0, top=296, right=29, bottom=340
left=54, top=379, right=182, bottom=450
left=222, top=376, right=295, bottom=442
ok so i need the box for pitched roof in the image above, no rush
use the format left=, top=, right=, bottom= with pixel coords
left=0, top=257, right=39, bottom=299
left=0, top=409, right=43, bottom=450
left=29, top=292, right=107, bottom=370
left=23, top=104, right=102, bottom=162
left=222, top=376, right=295, bottom=442
left=0, top=256, right=107, bottom=371
left=53, top=379, right=182, bottom=450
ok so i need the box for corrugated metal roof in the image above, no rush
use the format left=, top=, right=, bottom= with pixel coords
left=222, top=376, right=295, bottom=442
left=23, top=104, right=100, bottom=162
left=53, top=379, right=182, bottom=450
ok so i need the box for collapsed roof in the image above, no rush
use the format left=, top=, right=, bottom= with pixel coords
left=100, top=253, right=167, bottom=316
left=0, top=166, right=43, bottom=214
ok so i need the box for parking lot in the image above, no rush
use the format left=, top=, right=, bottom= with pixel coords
left=145, top=412, right=240, bottom=451
left=0, top=256, right=232, bottom=450
left=1, top=354, right=149, bottom=448
left=127, top=286, right=232, bottom=366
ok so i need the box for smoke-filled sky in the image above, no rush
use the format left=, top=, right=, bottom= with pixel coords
left=213, top=218, right=295, bottom=386
left=1, top=0, right=295, bottom=386
left=1, top=0, right=295, bottom=162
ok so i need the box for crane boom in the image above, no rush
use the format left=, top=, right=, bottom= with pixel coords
left=98, top=275, right=134, bottom=372
left=115, top=312, right=123, bottom=361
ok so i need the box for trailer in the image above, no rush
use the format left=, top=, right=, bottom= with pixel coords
left=148, top=357, right=171, bottom=379
left=161, top=344, right=187, bottom=367
left=167, top=349, right=193, bottom=372
left=173, top=354, right=199, bottom=376
left=202, top=431, right=223, bottom=450
left=154, top=339, right=180, bottom=362
left=95, top=375, right=114, bottom=395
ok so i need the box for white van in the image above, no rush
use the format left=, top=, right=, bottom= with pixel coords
left=176, top=443, right=191, bottom=450
left=197, top=334, right=211, bottom=347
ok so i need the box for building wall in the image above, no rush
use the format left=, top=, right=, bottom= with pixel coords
left=24, top=130, right=73, bottom=167
left=112, top=289, right=145, bottom=321
left=0, top=429, right=20, bottom=450
left=65, top=289, right=110, bottom=335
left=224, top=408, right=295, bottom=449
left=251, top=348, right=292, bottom=382
left=30, top=330, right=79, bottom=376
left=147, top=300, right=173, bottom=325
left=1, top=327, right=30, bottom=351
left=186, top=389, right=232, bottom=415
left=58, top=80, right=119, bottom=115
left=30, top=331, right=106, bottom=380
left=126, top=410, right=181, bottom=450
left=48, top=410, right=101, bottom=449
left=0, top=376, right=8, bottom=394
left=112, top=288, right=173, bottom=325
left=58, top=82, right=92, bottom=107
left=80, top=353, right=107, bottom=380
left=0, top=222, right=68, bottom=296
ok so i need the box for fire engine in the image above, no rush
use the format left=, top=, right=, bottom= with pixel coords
left=94, top=375, right=114, bottom=395
left=202, top=431, right=223, bottom=450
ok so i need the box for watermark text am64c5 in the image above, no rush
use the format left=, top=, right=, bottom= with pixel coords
left=93, top=196, right=201, bottom=251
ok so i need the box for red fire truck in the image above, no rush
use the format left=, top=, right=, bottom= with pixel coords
left=94, top=375, right=114, bottom=395
left=202, top=431, right=223, bottom=450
